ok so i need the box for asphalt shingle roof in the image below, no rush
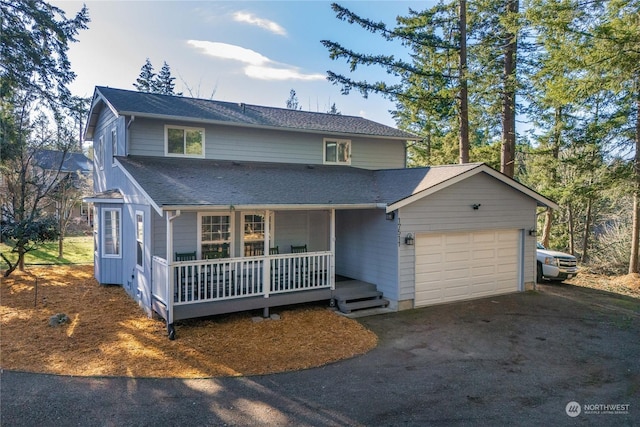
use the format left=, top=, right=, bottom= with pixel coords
left=116, top=156, right=483, bottom=209
left=35, top=149, right=92, bottom=173
left=92, top=86, right=417, bottom=139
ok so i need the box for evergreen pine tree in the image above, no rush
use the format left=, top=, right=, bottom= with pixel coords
left=156, top=61, right=182, bottom=95
left=286, top=89, right=301, bottom=110
left=133, top=59, right=158, bottom=93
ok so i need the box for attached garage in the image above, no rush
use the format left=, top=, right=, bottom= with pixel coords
left=381, top=164, right=559, bottom=311
left=414, top=229, right=521, bottom=307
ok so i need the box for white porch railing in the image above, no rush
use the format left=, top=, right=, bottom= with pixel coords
left=152, top=251, right=333, bottom=313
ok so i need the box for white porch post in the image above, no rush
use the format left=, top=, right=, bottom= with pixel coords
left=263, top=209, right=271, bottom=300
left=330, top=208, right=335, bottom=290
left=165, top=209, right=180, bottom=339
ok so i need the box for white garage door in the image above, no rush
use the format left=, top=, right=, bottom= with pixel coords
left=415, top=229, right=521, bottom=307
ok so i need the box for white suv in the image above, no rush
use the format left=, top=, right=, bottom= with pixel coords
left=536, top=243, right=578, bottom=282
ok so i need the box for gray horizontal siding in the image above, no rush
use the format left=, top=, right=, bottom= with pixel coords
left=128, top=117, right=405, bottom=170
left=398, top=173, right=538, bottom=303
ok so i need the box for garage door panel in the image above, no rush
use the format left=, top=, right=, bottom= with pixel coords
left=472, top=249, right=496, bottom=261
left=443, top=267, right=470, bottom=280
left=442, top=284, right=469, bottom=300
left=415, top=230, right=520, bottom=307
left=471, top=265, right=496, bottom=276
left=445, top=233, right=470, bottom=245
left=444, top=251, right=470, bottom=263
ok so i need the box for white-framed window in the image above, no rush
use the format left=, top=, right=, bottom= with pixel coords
left=165, top=125, right=205, bottom=158
left=323, top=138, right=351, bottom=165
left=135, top=211, right=144, bottom=270
left=102, top=208, right=121, bottom=258
left=198, top=213, right=233, bottom=257
left=242, top=212, right=274, bottom=256
left=111, top=128, right=117, bottom=166
left=93, top=207, right=98, bottom=254
left=97, top=136, right=104, bottom=170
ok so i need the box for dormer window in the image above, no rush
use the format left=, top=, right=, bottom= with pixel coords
left=323, top=138, right=351, bottom=165
left=165, top=125, right=205, bottom=158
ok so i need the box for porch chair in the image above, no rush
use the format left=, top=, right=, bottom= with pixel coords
left=290, top=244, right=307, bottom=253
left=175, top=251, right=196, bottom=261
left=202, top=247, right=234, bottom=299
left=269, top=246, right=279, bottom=255
left=174, top=251, right=197, bottom=302
left=290, top=245, right=308, bottom=289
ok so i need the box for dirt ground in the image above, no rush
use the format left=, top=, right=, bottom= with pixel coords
left=0, top=265, right=377, bottom=378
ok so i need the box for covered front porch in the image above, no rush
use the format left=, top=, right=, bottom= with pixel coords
left=152, top=250, right=334, bottom=323
left=149, top=207, right=339, bottom=337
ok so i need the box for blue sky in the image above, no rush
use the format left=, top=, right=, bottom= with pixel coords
left=52, top=1, right=435, bottom=127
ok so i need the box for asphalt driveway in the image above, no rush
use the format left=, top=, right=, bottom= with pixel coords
left=2, top=283, right=638, bottom=426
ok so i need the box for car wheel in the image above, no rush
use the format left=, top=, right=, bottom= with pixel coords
left=536, top=262, right=543, bottom=282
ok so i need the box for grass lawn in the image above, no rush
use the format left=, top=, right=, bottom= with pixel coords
left=0, top=235, right=93, bottom=270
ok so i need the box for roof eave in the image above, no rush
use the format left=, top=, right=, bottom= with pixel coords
left=160, top=203, right=387, bottom=212
left=117, top=110, right=416, bottom=141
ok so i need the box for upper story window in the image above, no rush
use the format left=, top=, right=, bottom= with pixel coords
left=97, top=136, right=104, bottom=170
left=165, top=125, right=205, bottom=158
left=111, top=128, right=117, bottom=166
left=323, top=138, right=351, bottom=165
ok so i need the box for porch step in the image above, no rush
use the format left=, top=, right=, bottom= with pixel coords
left=334, top=281, right=389, bottom=314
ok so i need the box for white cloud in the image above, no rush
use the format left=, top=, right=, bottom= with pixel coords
left=187, top=40, right=269, bottom=65
left=245, top=65, right=325, bottom=81
left=233, top=12, right=287, bottom=36
left=187, top=40, right=325, bottom=82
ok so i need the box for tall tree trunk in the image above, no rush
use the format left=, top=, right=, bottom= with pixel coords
left=500, top=0, right=519, bottom=178
left=630, top=87, right=640, bottom=274
left=541, top=107, right=563, bottom=248
left=581, top=197, right=592, bottom=263
left=500, top=0, right=518, bottom=178
left=541, top=208, right=553, bottom=248
left=458, top=0, right=469, bottom=164
left=567, top=204, right=575, bottom=255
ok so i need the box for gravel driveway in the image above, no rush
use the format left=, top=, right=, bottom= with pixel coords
left=2, top=282, right=638, bottom=426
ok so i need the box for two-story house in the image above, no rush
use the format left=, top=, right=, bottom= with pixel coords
left=84, top=86, right=557, bottom=339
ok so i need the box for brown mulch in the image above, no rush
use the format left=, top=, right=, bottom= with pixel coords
left=0, top=265, right=378, bottom=378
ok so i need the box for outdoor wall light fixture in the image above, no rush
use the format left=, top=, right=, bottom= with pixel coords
left=529, top=228, right=537, bottom=236
left=472, top=203, right=482, bottom=210
left=386, top=211, right=396, bottom=221
left=405, top=233, right=415, bottom=245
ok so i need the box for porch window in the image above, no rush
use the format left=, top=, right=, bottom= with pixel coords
left=323, top=138, right=351, bottom=165
left=243, top=213, right=272, bottom=256
left=165, top=125, right=204, bottom=158
left=102, top=208, right=121, bottom=258
left=136, top=211, right=144, bottom=270
left=200, top=214, right=232, bottom=256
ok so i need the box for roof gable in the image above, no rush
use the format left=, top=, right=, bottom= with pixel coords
left=382, top=163, right=558, bottom=211
left=85, top=86, right=417, bottom=141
